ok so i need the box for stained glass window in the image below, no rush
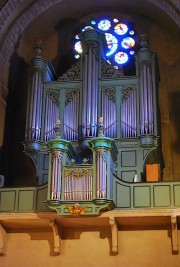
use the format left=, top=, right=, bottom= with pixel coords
left=74, top=17, right=136, bottom=67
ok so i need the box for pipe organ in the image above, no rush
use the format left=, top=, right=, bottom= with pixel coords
left=44, top=91, right=60, bottom=141
left=64, top=89, right=79, bottom=141
left=26, top=42, right=46, bottom=147
left=24, top=30, right=163, bottom=215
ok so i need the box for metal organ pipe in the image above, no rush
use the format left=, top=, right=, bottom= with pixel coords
left=102, top=89, right=117, bottom=138
left=91, top=54, right=97, bottom=137
left=64, top=169, right=93, bottom=201
left=50, top=98, right=53, bottom=139
left=27, top=71, right=43, bottom=140
left=96, top=150, right=107, bottom=199
left=87, top=48, right=92, bottom=136
left=128, top=92, right=131, bottom=137
left=133, top=89, right=137, bottom=137
left=81, top=42, right=99, bottom=138
left=140, top=64, right=154, bottom=135
left=51, top=152, right=62, bottom=200
left=64, top=91, right=79, bottom=140
left=32, top=72, right=38, bottom=139
left=44, top=93, right=59, bottom=141
left=121, top=88, right=137, bottom=138
left=147, top=66, right=154, bottom=134
left=82, top=54, right=88, bottom=137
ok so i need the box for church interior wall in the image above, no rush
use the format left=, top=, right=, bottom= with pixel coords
left=1, top=229, right=180, bottom=267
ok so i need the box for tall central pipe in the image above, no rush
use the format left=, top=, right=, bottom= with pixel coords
left=79, top=30, right=107, bottom=140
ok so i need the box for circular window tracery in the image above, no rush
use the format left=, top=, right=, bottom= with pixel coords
left=74, top=17, right=136, bottom=68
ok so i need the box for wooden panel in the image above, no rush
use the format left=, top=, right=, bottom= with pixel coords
left=121, top=151, right=136, bottom=167
left=146, top=164, right=160, bottom=182
left=18, top=190, right=35, bottom=211
left=153, top=185, right=171, bottom=207
left=42, top=174, right=48, bottom=184
left=121, top=171, right=136, bottom=182
left=133, top=186, right=151, bottom=208
left=43, top=154, right=49, bottom=170
left=0, top=190, right=16, bottom=211
left=173, top=185, right=180, bottom=206
left=36, top=187, right=48, bottom=211
left=115, top=182, right=131, bottom=208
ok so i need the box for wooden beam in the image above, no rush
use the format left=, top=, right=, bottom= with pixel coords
left=171, top=215, right=178, bottom=254
left=109, top=217, right=118, bottom=255
left=0, top=224, right=6, bottom=256
left=49, top=220, right=61, bottom=255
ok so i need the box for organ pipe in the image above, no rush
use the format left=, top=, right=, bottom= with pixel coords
left=51, top=151, right=62, bottom=200
left=139, top=64, right=154, bottom=135
left=27, top=71, right=43, bottom=140
left=64, top=168, right=93, bottom=201
left=80, top=30, right=106, bottom=138
left=26, top=41, right=47, bottom=145
left=44, top=93, right=60, bottom=141
left=64, top=90, right=79, bottom=140
left=82, top=46, right=98, bottom=137
left=121, top=88, right=137, bottom=138
left=96, top=149, right=107, bottom=198
left=102, top=88, right=117, bottom=138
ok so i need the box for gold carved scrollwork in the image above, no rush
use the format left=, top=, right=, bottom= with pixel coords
left=65, top=168, right=92, bottom=179
left=66, top=203, right=88, bottom=216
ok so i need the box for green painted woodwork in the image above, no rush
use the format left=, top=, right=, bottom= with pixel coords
left=115, top=183, right=131, bottom=208
left=17, top=190, right=35, bottom=211
left=1, top=179, right=180, bottom=213
left=174, top=185, right=180, bottom=206
left=153, top=185, right=171, bottom=207
left=44, top=134, right=117, bottom=215
left=0, top=190, right=16, bottom=211
left=0, top=185, right=49, bottom=212
left=115, top=140, right=161, bottom=182
left=45, top=199, right=115, bottom=215
left=133, top=186, right=151, bottom=207
left=114, top=178, right=180, bottom=209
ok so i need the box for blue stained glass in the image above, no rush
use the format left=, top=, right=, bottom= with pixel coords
left=121, top=37, right=135, bottom=49
left=91, top=20, right=96, bottom=25
left=82, top=26, right=94, bottom=32
left=98, top=19, right=111, bottom=31
left=113, top=18, right=118, bottom=23
left=105, top=33, right=118, bottom=56
left=74, top=17, right=136, bottom=66
left=74, top=41, right=82, bottom=53
left=115, top=52, right=128, bottom=64
left=75, top=54, right=80, bottom=59
left=114, top=23, right=128, bottom=35
left=130, top=51, right=135, bottom=55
